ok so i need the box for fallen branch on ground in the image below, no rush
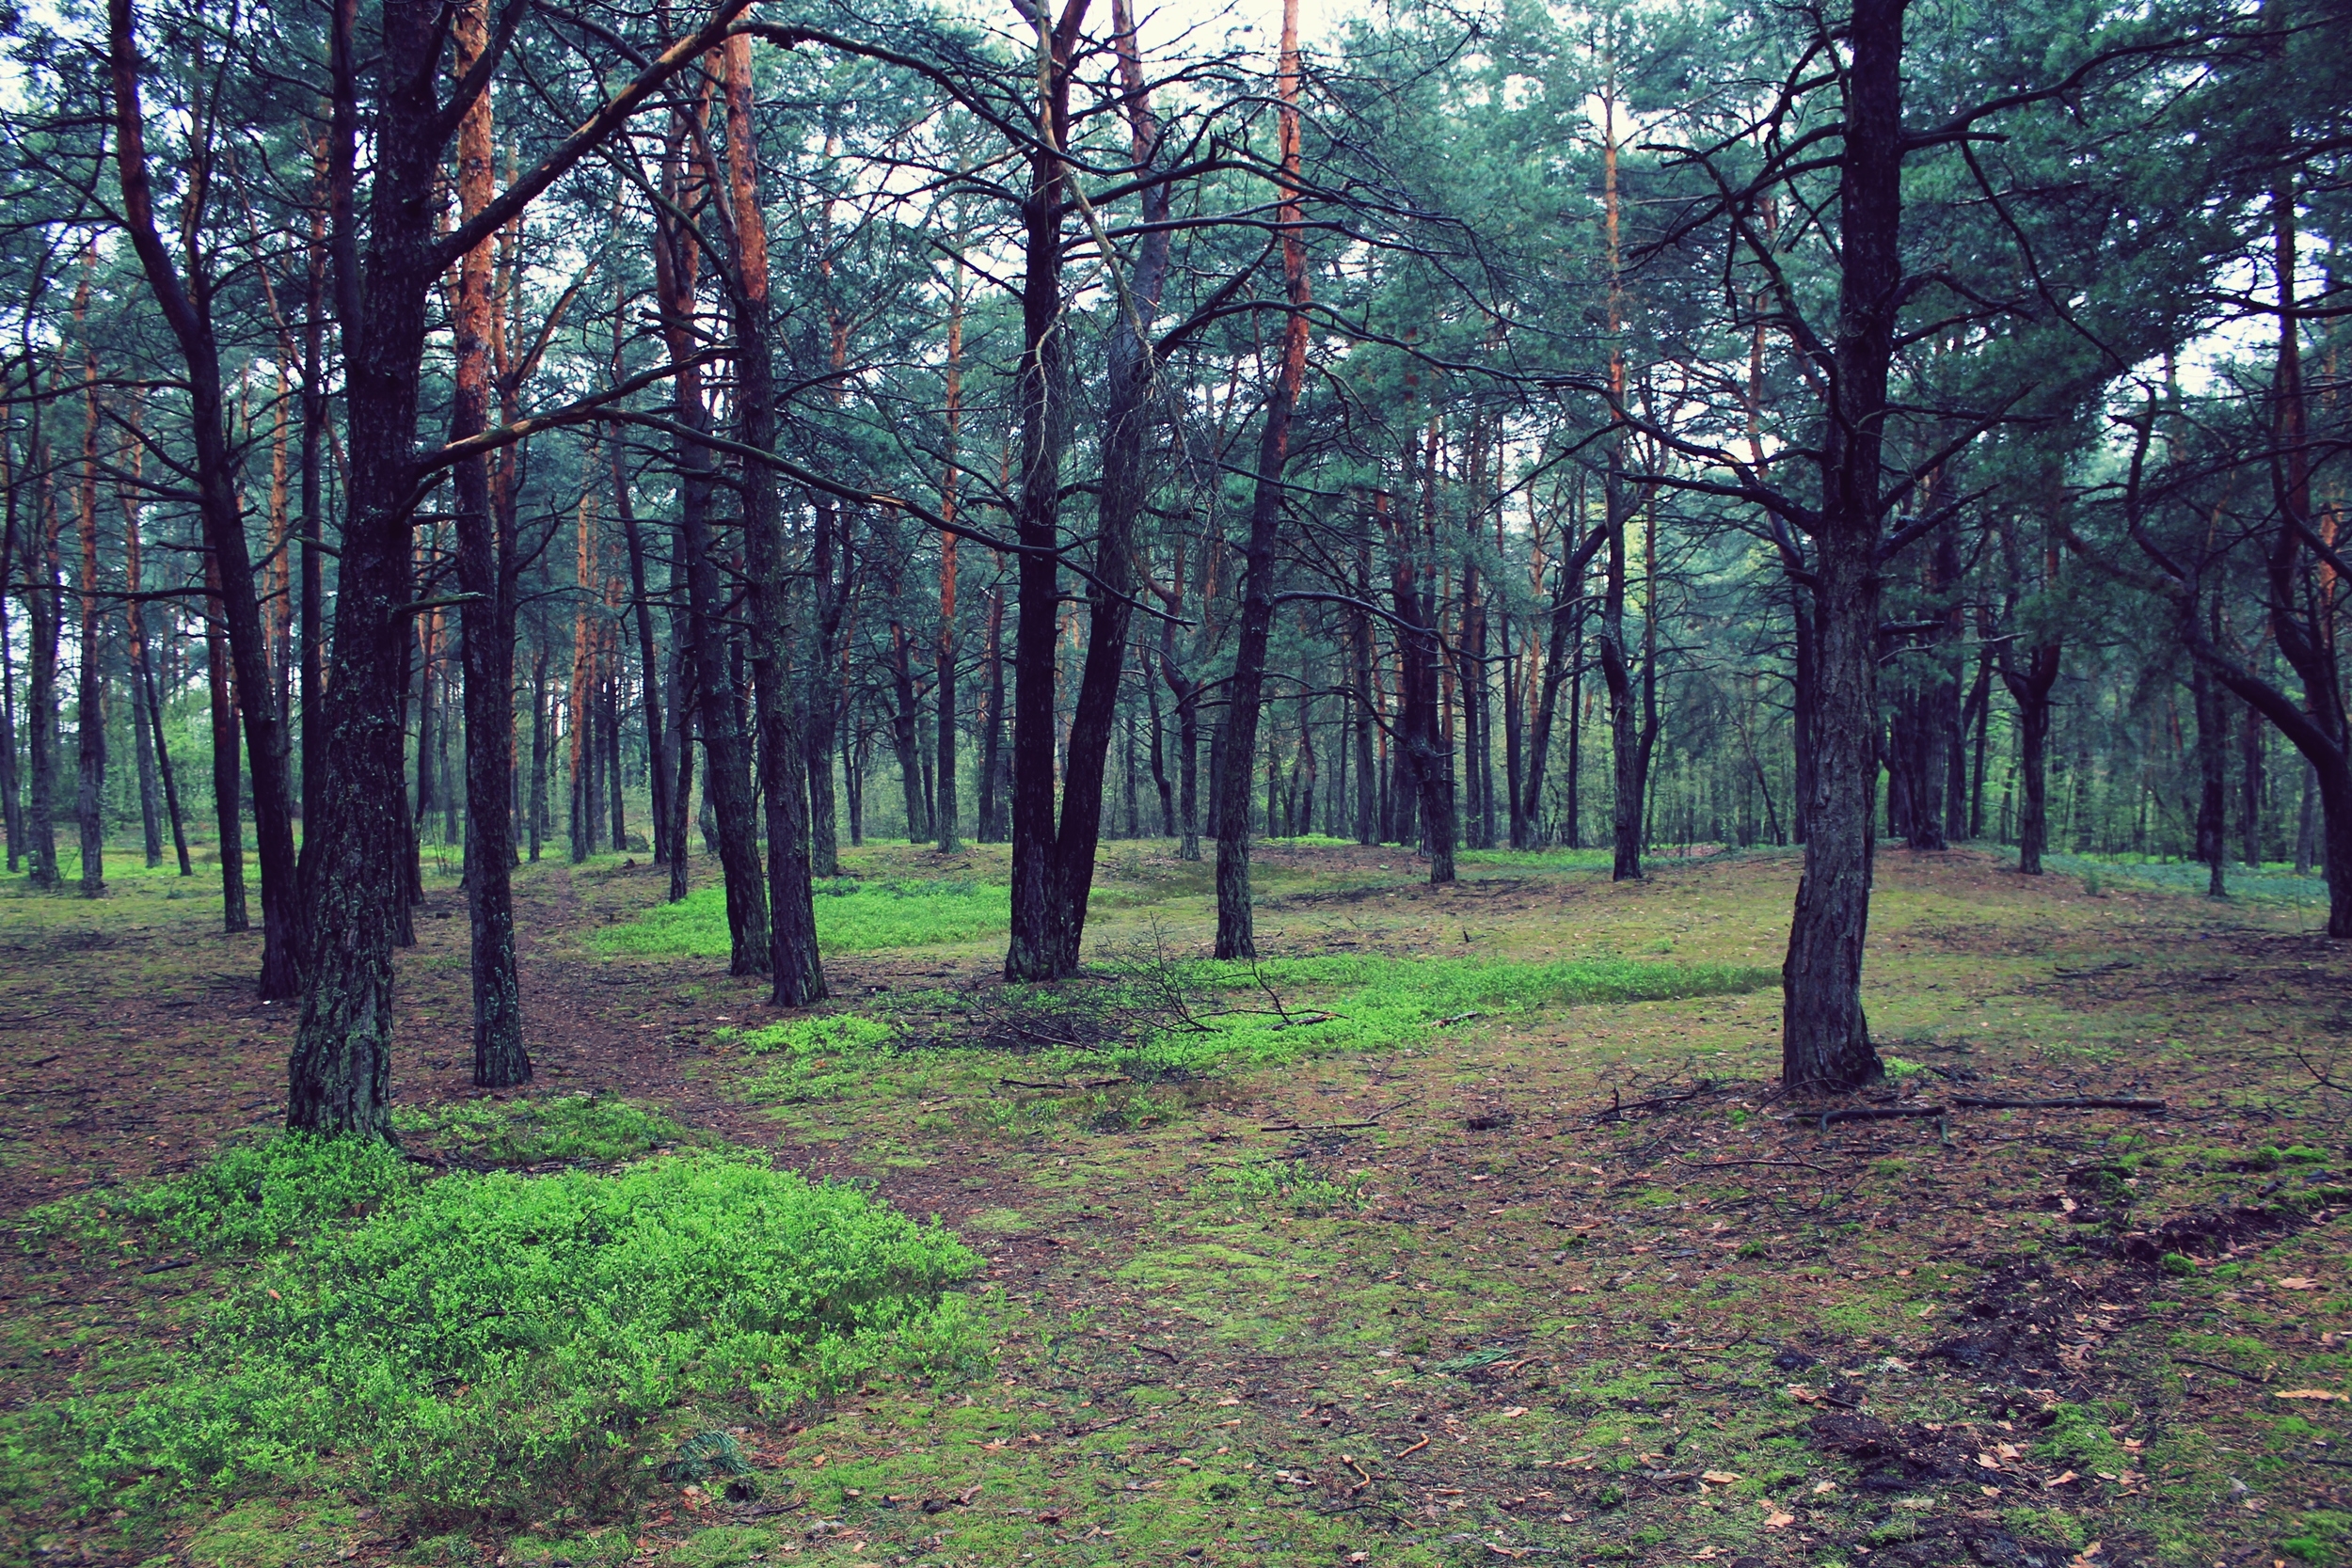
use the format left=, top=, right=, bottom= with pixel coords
left=2170, top=1354, right=2267, bottom=1385
left=998, top=1076, right=1131, bottom=1091
left=1592, top=1080, right=1720, bottom=1124
left=1818, top=1104, right=1945, bottom=1129
left=1951, top=1095, right=2166, bottom=1112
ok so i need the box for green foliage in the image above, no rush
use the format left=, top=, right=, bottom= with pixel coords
left=722, top=1014, right=901, bottom=1105
left=388, top=1094, right=691, bottom=1166
left=27, top=1133, right=423, bottom=1256
left=76, top=1150, right=982, bottom=1519
left=722, top=1013, right=897, bottom=1057
left=597, top=878, right=1009, bottom=958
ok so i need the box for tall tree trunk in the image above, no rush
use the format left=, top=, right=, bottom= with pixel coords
left=722, top=30, right=823, bottom=1005
left=1213, top=0, right=1311, bottom=958
left=2240, top=700, right=2265, bottom=867
left=2194, top=655, right=2229, bottom=898
left=1780, top=0, right=1903, bottom=1091
left=977, top=581, right=1005, bottom=842
left=614, top=431, right=671, bottom=865
left=25, top=479, right=62, bottom=891
left=449, top=1, right=528, bottom=1086
left=668, top=626, right=693, bottom=900
left=528, top=641, right=549, bottom=863
left=1026, top=0, right=1175, bottom=974
left=1148, top=677, right=1174, bottom=833
left=205, top=548, right=246, bottom=929
left=657, top=102, right=768, bottom=974
left=1003, top=0, right=1089, bottom=979
left=75, top=360, right=107, bottom=897
left=1599, top=469, right=1645, bottom=881
left=891, top=619, right=930, bottom=842
left=935, top=281, right=964, bottom=855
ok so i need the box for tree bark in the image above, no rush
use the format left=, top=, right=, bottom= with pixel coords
left=1003, top=0, right=1089, bottom=979
left=1213, top=0, right=1312, bottom=958
left=721, top=30, right=824, bottom=1006
left=75, top=358, right=106, bottom=898
left=449, top=0, right=528, bottom=1086
left=658, top=100, right=769, bottom=975
left=1779, top=0, right=1903, bottom=1092
left=205, top=547, right=247, bottom=928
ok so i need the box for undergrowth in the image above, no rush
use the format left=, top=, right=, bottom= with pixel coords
left=1192, top=1157, right=1372, bottom=1215
left=388, top=1093, right=692, bottom=1165
left=596, top=877, right=1009, bottom=958
left=62, top=1144, right=983, bottom=1522
left=721, top=954, right=1774, bottom=1122
left=24, top=1133, right=422, bottom=1256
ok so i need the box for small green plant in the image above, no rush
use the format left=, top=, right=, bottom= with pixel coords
left=2080, top=869, right=2106, bottom=896
left=1193, top=1158, right=1370, bottom=1216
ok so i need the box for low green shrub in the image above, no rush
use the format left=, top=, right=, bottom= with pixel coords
left=389, top=1093, right=691, bottom=1166
left=27, top=1133, right=422, bottom=1256
left=77, top=1149, right=982, bottom=1520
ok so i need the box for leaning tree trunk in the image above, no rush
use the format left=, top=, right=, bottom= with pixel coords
left=1780, top=0, right=1903, bottom=1093
left=110, top=0, right=299, bottom=993
left=1032, top=0, right=1175, bottom=975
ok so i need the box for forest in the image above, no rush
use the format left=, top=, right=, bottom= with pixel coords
left=0, top=0, right=2347, bottom=1563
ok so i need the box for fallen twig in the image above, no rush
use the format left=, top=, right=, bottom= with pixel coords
left=1675, top=1156, right=1836, bottom=1174
left=1819, top=1104, right=1946, bottom=1130
left=1436, top=1010, right=1486, bottom=1027
left=1951, top=1096, right=2166, bottom=1113
left=2170, top=1354, right=2267, bottom=1386
left=999, top=1076, right=1131, bottom=1091
left=1261, top=1096, right=1410, bottom=1132
left=1395, top=1435, right=1431, bottom=1458
left=1342, top=1453, right=1375, bottom=1492
left=1593, top=1080, right=1720, bottom=1124
left=1136, top=1343, right=1182, bottom=1364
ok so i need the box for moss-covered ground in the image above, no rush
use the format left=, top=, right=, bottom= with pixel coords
left=2, top=836, right=2345, bottom=1568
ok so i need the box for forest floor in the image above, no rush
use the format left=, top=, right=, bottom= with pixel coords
left=1, top=836, right=2347, bottom=1568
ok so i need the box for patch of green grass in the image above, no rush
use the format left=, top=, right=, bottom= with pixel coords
left=1120, top=953, right=1779, bottom=1070
left=27, top=1132, right=423, bottom=1256
left=596, top=878, right=1009, bottom=958
left=75, top=1148, right=983, bottom=1520
left=389, top=1093, right=692, bottom=1165
left=1191, top=1158, right=1370, bottom=1216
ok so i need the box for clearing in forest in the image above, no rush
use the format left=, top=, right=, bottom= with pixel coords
left=1, top=841, right=2345, bottom=1568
